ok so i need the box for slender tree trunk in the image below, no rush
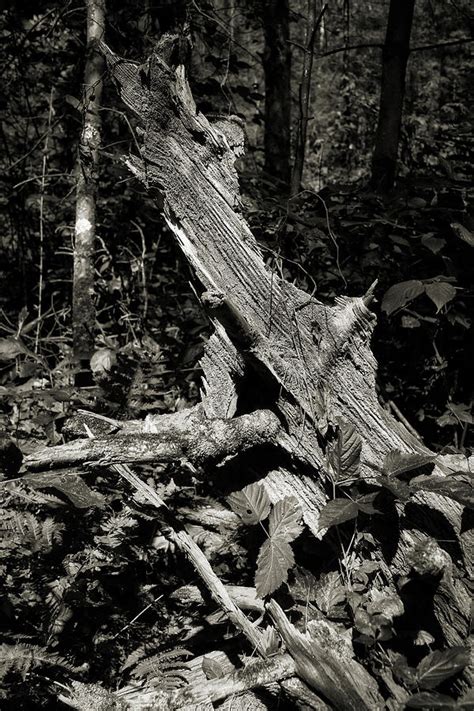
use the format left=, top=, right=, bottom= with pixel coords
left=371, top=0, right=415, bottom=192
left=261, top=0, right=291, bottom=190
left=291, top=1, right=326, bottom=196
left=73, top=0, right=105, bottom=380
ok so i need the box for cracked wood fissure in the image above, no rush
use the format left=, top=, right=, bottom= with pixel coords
left=97, top=36, right=473, bottom=658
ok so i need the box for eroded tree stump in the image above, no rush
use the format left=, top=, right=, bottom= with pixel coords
left=30, top=33, right=472, bottom=709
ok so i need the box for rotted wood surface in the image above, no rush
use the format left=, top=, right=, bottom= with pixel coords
left=267, top=599, right=384, bottom=710
left=25, top=407, right=281, bottom=471
left=96, top=34, right=472, bottom=659
left=171, top=583, right=265, bottom=615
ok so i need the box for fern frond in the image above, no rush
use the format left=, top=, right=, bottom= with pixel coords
left=47, top=604, right=73, bottom=641
left=41, top=517, right=62, bottom=548
left=21, top=489, right=66, bottom=508
left=1, top=511, right=63, bottom=552
left=95, top=510, right=138, bottom=548
left=101, top=514, right=137, bottom=534
left=0, top=643, right=79, bottom=682
left=130, top=648, right=191, bottom=689
left=45, top=577, right=69, bottom=608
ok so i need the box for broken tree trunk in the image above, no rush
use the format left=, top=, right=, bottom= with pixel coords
left=100, top=34, right=471, bottom=648
left=28, top=34, right=472, bottom=707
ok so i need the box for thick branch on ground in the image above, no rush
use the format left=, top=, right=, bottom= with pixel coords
left=61, top=650, right=304, bottom=710
left=171, top=654, right=296, bottom=708
left=166, top=527, right=266, bottom=655
left=267, top=600, right=384, bottom=710
left=25, top=407, right=281, bottom=471
left=171, top=583, right=265, bottom=614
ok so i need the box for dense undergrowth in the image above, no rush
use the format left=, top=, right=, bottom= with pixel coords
left=1, top=174, right=472, bottom=708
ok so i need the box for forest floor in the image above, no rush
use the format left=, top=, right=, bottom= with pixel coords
left=0, top=176, right=472, bottom=708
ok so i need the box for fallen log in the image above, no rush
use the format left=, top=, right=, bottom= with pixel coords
left=25, top=406, right=282, bottom=470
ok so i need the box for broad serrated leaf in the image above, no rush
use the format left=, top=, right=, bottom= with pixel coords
left=65, top=94, right=82, bottom=111
left=90, top=347, right=117, bottom=376
left=421, top=235, right=446, bottom=254
left=414, top=630, right=435, bottom=646
left=416, top=647, right=469, bottom=690
left=392, top=654, right=418, bottom=688
left=381, top=280, right=424, bottom=315
left=437, top=402, right=473, bottom=427
left=313, top=571, right=346, bottom=615
left=366, top=590, right=404, bottom=621
left=406, top=691, right=456, bottom=708
left=0, top=337, right=26, bottom=361
left=383, top=450, right=435, bottom=477
left=411, top=474, right=474, bottom=510
left=202, top=655, right=225, bottom=680
left=376, top=475, right=411, bottom=501
left=227, top=483, right=271, bottom=525
left=268, top=497, right=302, bottom=542
left=327, top=422, right=362, bottom=482
left=401, top=315, right=421, bottom=328
left=451, top=222, right=474, bottom=247
left=447, top=402, right=473, bottom=424
left=23, top=471, right=105, bottom=508
left=290, top=568, right=319, bottom=603
left=318, top=499, right=359, bottom=531
left=425, top=282, right=457, bottom=312
left=355, top=493, right=383, bottom=515
left=255, top=537, right=294, bottom=598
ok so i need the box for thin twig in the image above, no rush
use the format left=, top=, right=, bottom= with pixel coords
left=299, top=36, right=473, bottom=61
left=291, top=2, right=328, bottom=195
left=35, top=87, right=55, bottom=354
left=130, top=220, right=148, bottom=320
left=387, top=400, right=422, bottom=440
left=112, top=594, right=164, bottom=640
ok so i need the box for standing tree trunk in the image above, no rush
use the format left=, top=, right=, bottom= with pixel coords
left=371, top=0, right=415, bottom=192
left=261, top=0, right=291, bottom=190
left=291, top=1, right=326, bottom=195
left=73, top=0, right=105, bottom=381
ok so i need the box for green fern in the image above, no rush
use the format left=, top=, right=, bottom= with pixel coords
left=45, top=578, right=73, bottom=641
left=123, top=647, right=191, bottom=690
left=0, top=643, right=79, bottom=682
left=1, top=511, right=63, bottom=552
left=95, top=510, right=138, bottom=548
